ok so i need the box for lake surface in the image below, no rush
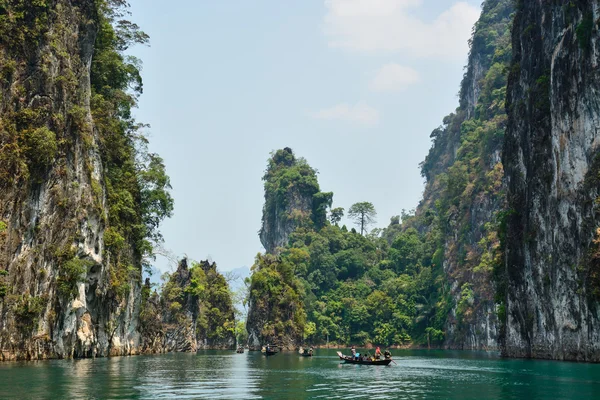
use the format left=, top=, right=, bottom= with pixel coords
left=1, top=349, right=600, bottom=399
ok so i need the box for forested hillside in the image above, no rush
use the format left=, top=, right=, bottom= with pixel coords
left=247, top=149, right=452, bottom=348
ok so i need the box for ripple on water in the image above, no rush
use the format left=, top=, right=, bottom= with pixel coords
left=2, top=350, right=600, bottom=399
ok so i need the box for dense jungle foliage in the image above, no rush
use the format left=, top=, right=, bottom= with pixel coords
left=249, top=150, right=447, bottom=347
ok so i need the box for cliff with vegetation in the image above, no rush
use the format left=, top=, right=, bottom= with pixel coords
left=0, top=0, right=173, bottom=360
left=246, top=253, right=306, bottom=350
left=140, top=259, right=235, bottom=353
left=502, top=0, right=600, bottom=361
left=259, top=147, right=332, bottom=254
left=248, top=148, right=454, bottom=349
left=248, top=148, right=327, bottom=348
left=412, top=0, right=513, bottom=350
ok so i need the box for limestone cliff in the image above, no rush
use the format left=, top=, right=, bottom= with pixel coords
left=502, top=0, right=600, bottom=361
left=248, top=148, right=328, bottom=349
left=415, top=0, right=512, bottom=350
left=0, top=1, right=171, bottom=360
left=259, top=147, right=331, bottom=254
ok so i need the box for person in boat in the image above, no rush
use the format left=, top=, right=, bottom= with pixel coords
left=384, top=350, right=391, bottom=360
left=355, top=352, right=360, bottom=361
left=351, top=345, right=356, bottom=358
left=309, top=347, right=313, bottom=356
left=375, top=346, right=382, bottom=360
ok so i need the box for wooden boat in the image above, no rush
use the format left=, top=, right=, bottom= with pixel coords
left=236, top=347, right=244, bottom=354
left=261, top=346, right=278, bottom=356
left=337, top=351, right=392, bottom=366
left=298, top=347, right=313, bottom=357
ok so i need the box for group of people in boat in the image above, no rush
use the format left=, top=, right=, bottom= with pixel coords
left=350, top=345, right=391, bottom=361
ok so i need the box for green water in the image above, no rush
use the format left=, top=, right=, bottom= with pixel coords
left=1, top=349, right=600, bottom=399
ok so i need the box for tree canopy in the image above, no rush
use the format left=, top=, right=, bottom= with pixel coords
left=348, top=202, right=377, bottom=236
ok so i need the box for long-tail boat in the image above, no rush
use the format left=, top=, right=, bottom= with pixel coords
left=337, top=351, right=392, bottom=366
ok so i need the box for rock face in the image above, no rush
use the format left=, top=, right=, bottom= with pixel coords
left=260, top=191, right=312, bottom=254
left=502, top=1, right=600, bottom=361
left=416, top=0, right=512, bottom=350
left=259, top=147, right=327, bottom=254
left=140, top=259, right=236, bottom=353
left=0, top=0, right=142, bottom=360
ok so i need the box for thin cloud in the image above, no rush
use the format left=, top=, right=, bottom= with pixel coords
left=324, top=0, right=480, bottom=59
left=311, top=102, right=380, bottom=125
left=370, top=63, right=420, bottom=92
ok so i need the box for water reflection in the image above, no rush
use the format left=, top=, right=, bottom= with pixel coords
left=1, top=349, right=600, bottom=399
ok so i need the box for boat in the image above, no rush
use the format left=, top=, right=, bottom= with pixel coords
left=337, top=351, right=392, bottom=366
left=298, top=347, right=313, bottom=357
left=261, top=346, right=278, bottom=356
left=236, top=347, right=244, bottom=354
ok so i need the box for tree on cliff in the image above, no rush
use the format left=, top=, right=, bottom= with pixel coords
left=329, top=207, right=344, bottom=226
left=348, top=202, right=377, bottom=235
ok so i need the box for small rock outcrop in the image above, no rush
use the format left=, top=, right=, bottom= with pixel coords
left=140, top=259, right=236, bottom=353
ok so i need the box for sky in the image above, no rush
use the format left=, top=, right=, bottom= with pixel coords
left=126, top=0, right=483, bottom=275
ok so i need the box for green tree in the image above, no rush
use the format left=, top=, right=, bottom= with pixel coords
left=304, top=321, right=316, bottom=342
left=329, top=207, right=344, bottom=225
left=348, top=202, right=377, bottom=235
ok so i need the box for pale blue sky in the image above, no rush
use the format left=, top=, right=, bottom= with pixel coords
left=127, top=0, right=483, bottom=274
